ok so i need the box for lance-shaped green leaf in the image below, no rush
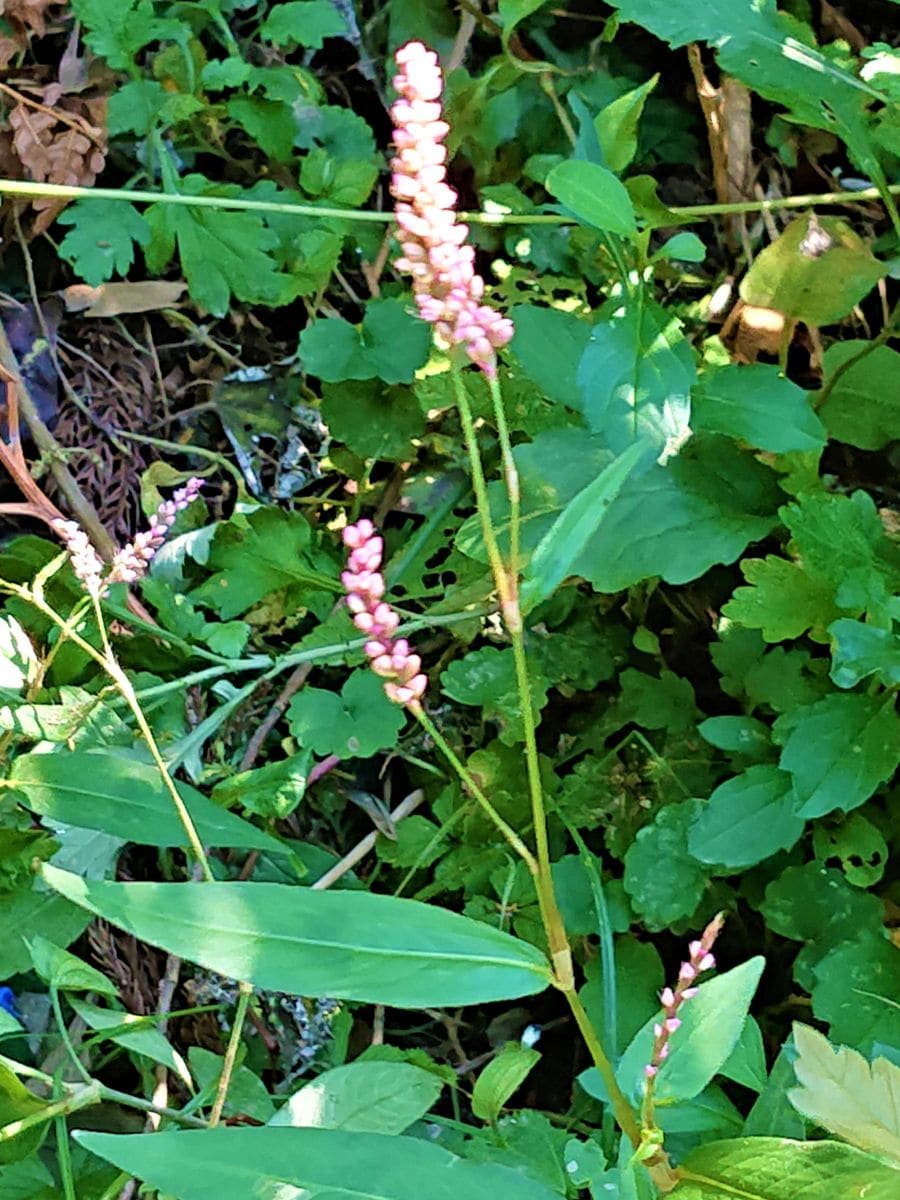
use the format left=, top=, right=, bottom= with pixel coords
left=42, top=866, right=553, bottom=1008
left=520, top=440, right=646, bottom=611
left=76, top=1127, right=562, bottom=1200
left=472, top=1043, right=541, bottom=1124
left=9, top=752, right=284, bottom=855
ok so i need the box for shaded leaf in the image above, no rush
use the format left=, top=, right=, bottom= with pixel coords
left=688, top=766, right=804, bottom=871
left=546, top=161, right=637, bottom=238
left=271, top=1061, right=442, bottom=1134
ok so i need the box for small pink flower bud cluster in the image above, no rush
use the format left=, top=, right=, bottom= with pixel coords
left=342, top=519, right=427, bottom=707
left=390, top=41, right=514, bottom=377
left=645, top=912, right=725, bottom=1081
left=52, top=478, right=203, bottom=597
left=108, top=477, right=204, bottom=585
left=51, top=519, right=105, bottom=598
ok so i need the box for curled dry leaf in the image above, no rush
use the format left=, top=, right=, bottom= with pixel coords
left=62, top=281, right=188, bottom=318
left=0, top=0, right=66, bottom=66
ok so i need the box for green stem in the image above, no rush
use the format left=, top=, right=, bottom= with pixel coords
left=91, top=595, right=214, bottom=881
left=452, top=369, right=515, bottom=619
left=412, top=704, right=537, bottom=872
left=566, top=988, right=643, bottom=1151
left=50, top=987, right=91, bottom=1086
left=209, top=982, right=253, bottom=1127
left=487, top=374, right=521, bottom=587
left=97, top=1086, right=209, bottom=1128
left=1, top=177, right=897, bottom=223
left=813, top=300, right=898, bottom=411
left=0, top=1083, right=102, bottom=1143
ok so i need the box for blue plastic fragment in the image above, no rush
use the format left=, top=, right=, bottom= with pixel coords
left=0, top=986, right=19, bottom=1019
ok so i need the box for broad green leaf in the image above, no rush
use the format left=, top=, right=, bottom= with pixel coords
left=77, top=1126, right=561, bottom=1200
left=57, top=201, right=151, bottom=285
left=440, top=647, right=551, bottom=746
left=0, top=1007, right=22, bottom=1038
left=0, top=881, right=91, bottom=977
left=9, top=751, right=284, bottom=854
left=71, top=997, right=191, bottom=1084
left=145, top=175, right=296, bottom=315
left=829, top=619, right=900, bottom=689
left=0, top=1063, right=49, bottom=1164
left=509, top=304, right=591, bottom=409
left=623, top=800, right=707, bottom=930
left=812, top=931, right=900, bottom=1053
left=654, top=231, right=706, bottom=263
left=498, top=0, right=553, bottom=50
left=227, top=96, right=296, bottom=160
left=190, top=1048, right=274, bottom=1122
left=615, top=958, right=765, bottom=1104
left=472, top=1043, right=541, bottom=1124
left=740, top=218, right=886, bottom=327
left=817, top=342, right=900, bottom=451
left=287, top=670, right=405, bottom=759
left=698, top=716, right=770, bottom=756
left=692, top=365, right=825, bottom=453
left=520, top=440, right=646, bottom=610
left=688, top=766, right=803, bottom=871
left=720, top=1017, right=767, bottom=1093
left=812, top=812, right=888, bottom=889
left=596, top=76, right=659, bottom=173
left=42, top=865, right=553, bottom=1007
left=27, top=935, right=118, bottom=996
left=465, top=1110, right=569, bottom=1194
left=576, top=302, right=694, bottom=457
left=191, top=506, right=335, bottom=619
left=774, top=693, right=900, bottom=819
left=271, top=1062, right=442, bottom=1134
left=260, top=1, right=346, bottom=49
left=744, top=1040, right=806, bottom=1139
left=673, top=1137, right=900, bottom=1200
left=211, top=753, right=310, bottom=822
left=321, top=379, right=426, bottom=460
left=546, top=161, right=637, bottom=238
left=576, top=436, right=779, bottom=592
left=607, top=1, right=893, bottom=211
left=789, top=1023, right=900, bottom=1165
left=300, top=300, right=431, bottom=385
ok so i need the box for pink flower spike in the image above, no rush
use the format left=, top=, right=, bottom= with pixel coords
left=389, top=40, right=513, bottom=374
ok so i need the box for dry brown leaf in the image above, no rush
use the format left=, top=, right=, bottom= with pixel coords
left=62, top=281, right=188, bottom=317
left=0, top=0, right=65, bottom=39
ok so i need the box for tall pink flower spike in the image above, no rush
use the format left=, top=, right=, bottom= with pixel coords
left=390, top=41, right=514, bottom=376
left=644, top=912, right=725, bottom=1081
left=342, top=520, right=427, bottom=707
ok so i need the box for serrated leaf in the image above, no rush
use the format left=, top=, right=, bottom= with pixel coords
left=789, top=1023, right=900, bottom=1164
left=673, top=1137, right=900, bottom=1200
left=287, top=670, right=405, bottom=760
left=623, top=800, right=707, bottom=930
left=57, top=201, right=151, bottom=286
left=693, top=365, right=825, bottom=453
left=723, top=556, right=840, bottom=643
left=71, top=0, right=183, bottom=70
left=472, top=1043, right=541, bottom=1123
left=227, top=96, right=296, bottom=160
left=829, top=619, right=900, bottom=689
left=77, top=1127, right=561, bottom=1200
left=689, top=765, right=803, bottom=870
left=774, top=693, right=900, bottom=819
left=260, top=1, right=346, bottom=49
left=546, top=160, right=637, bottom=238
left=145, top=176, right=295, bottom=315
left=43, top=865, right=553, bottom=1008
